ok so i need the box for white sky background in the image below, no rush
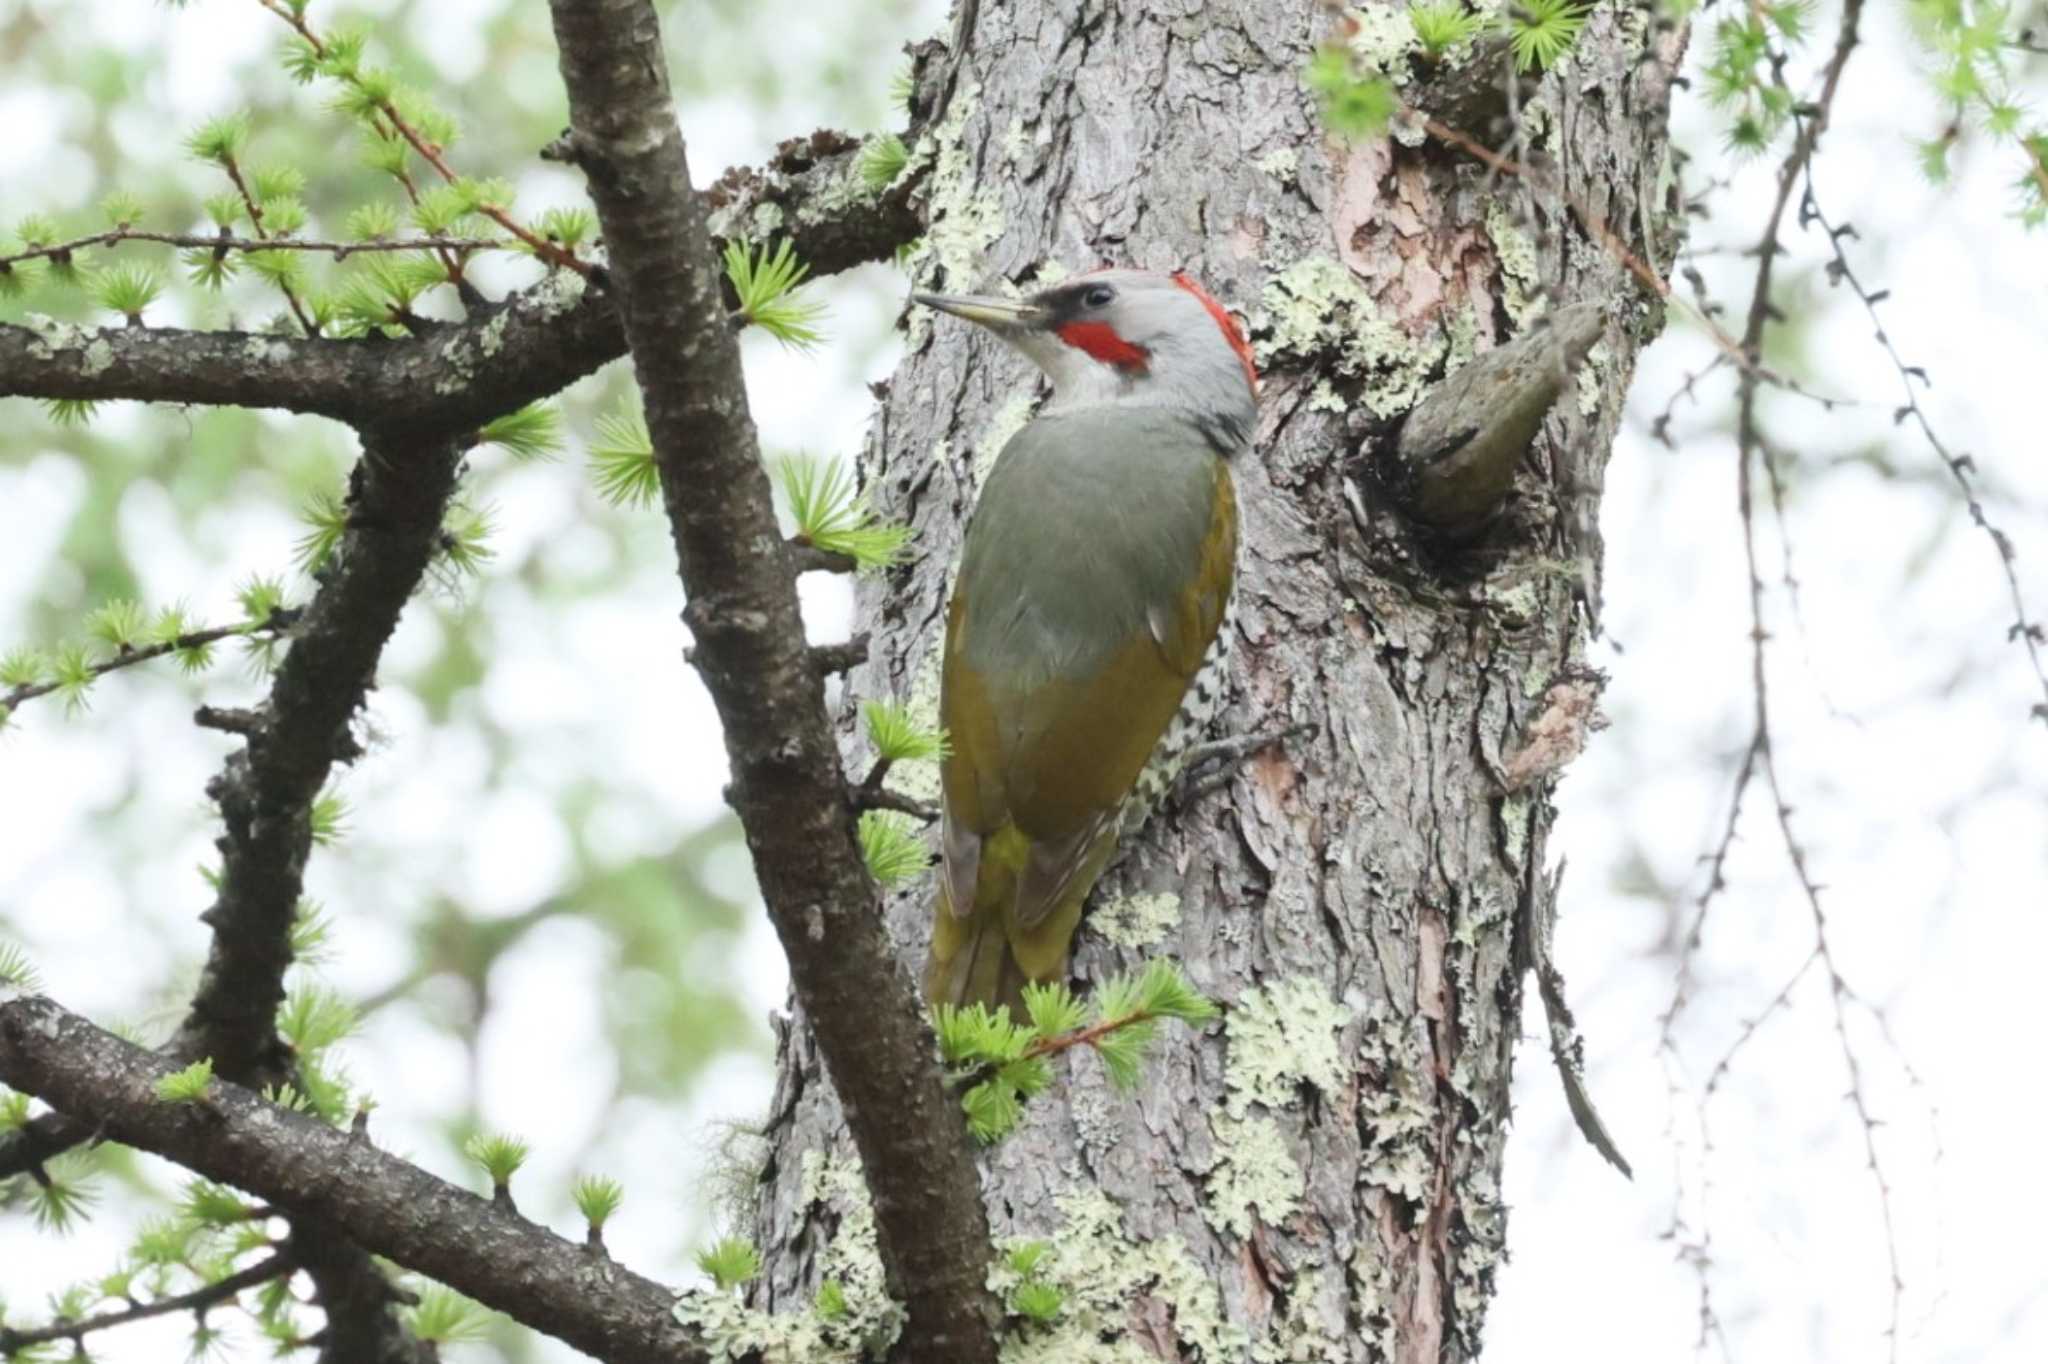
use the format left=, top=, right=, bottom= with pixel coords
left=1, top=1, right=2044, bottom=1362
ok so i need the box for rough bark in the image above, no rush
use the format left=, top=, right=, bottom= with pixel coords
left=751, top=3, right=1683, bottom=1360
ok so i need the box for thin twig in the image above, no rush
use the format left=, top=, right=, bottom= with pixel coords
left=0, top=1252, right=293, bottom=1352
left=254, top=0, right=587, bottom=275
left=0, top=229, right=513, bottom=271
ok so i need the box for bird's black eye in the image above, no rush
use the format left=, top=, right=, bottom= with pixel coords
left=1082, top=284, right=1115, bottom=308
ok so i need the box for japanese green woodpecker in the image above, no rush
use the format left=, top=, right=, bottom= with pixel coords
left=914, top=269, right=1260, bottom=1010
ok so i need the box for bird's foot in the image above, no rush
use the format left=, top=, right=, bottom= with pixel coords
left=1174, top=722, right=1313, bottom=806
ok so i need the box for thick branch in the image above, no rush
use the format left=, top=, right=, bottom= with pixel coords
left=545, top=3, right=998, bottom=1361
left=0, top=133, right=921, bottom=432
left=0, top=992, right=708, bottom=1364
left=177, top=429, right=465, bottom=1082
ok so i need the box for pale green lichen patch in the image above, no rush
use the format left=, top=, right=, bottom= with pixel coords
left=995, top=1189, right=1248, bottom=1363
left=1090, top=891, right=1181, bottom=949
left=1249, top=1267, right=1348, bottom=1364
left=1000, top=118, right=1030, bottom=165
left=240, top=335, right=292, bottom=367
left=883, top=638, right=945, bottom=804
left=671, top=1151, right=900, bottom=1362
left=1576, top=339, right=1611, bottom=416
left=477, top=310, right=510, bottom=358
left=901, top=83, right=1004, bottom=347
left=1344, top=5, right=1421, bottom=84
left=24, top=313, right=89, bottom=361
left=1347, top=1241, right=1401, bottom=1361
left=1257, top=256, right=1445, bottom=418
left=1356, top=1007, right=1437, bottom=1203
left=1484, top=200, right=1544, bottom=326
left=971, top=392, right=1037, bottom=485
left=1499, top=791, right=1533, bottom=865
left=1446, top=301, right=1481, bottom=371
left=81, top=337, right=114, bottom=376
left=1253, top=147, right=1299, bottom=180
left=1222, top=976, right=1352, bottom=1118
left=1202, top=1113, right=1304, bottom=1238
left=1308, top=379, right=1346, bottom=413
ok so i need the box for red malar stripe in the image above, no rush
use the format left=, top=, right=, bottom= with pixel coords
left=1056, top=320, right=1150, bottom=371
left=1170, top=271, right=1259, bottom=395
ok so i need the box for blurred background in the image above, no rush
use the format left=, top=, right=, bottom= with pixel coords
left=0, top=1, right=2041, bottom=1361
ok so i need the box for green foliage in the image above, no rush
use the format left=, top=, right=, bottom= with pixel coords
left=184, top=111, right=250, bottom=164
left=815, top=1277, right=849, bottom=1319
left=1506, top=0, right=1590, bottom=72
left=857, top=810, right=928, bottom=887
left=344, top=201, right=401, bottom=240
left=150, top=604, right=215, bottom=674
left=573, top=1174, right=624, bottom=1228
left=99, top=189, right=145, bottom=228
left=44, top=398, right=99, bottom=427
left=0, top=939, right=41, bottom=992
left=463, top=1130, right=530, bottom=1187
left=856, top=133, right=910, bottom=190
left=436, top=501, right=498, bottom=581
left=1005, top=1240, right=1051, bottom=1277
left=89, top=262, right=164, bottom=322
left=861, top=699, right=949, bottom=763
left=1304, top=45, right=1396, bottom=141
left=0, top=646, right=45, bottom=688
left=179, top=1179, right=253, bottom=1227
left=277, top=984, right=357, bottom=1054
left=289, top=899, right=334, bottom=965
left=308, top=788, right=350, bottom=846
left=236, top=574, right=287, bottom=626
left=933, top=961, right=1217, bottom=1141
left=774, top=454, right=911, bottom=570
left=51, top=641, right=96, bottom=716
left=722, top=238, right=828, bottom=350
left=589, top=407, right=661, bottom=507
left=406, top=1284, right=492, bottom=1345
left=478, top=403, right=564, bottom=462
left=154, top=1057, right=216, bottom=1104
left=1703, top=15, right=1798, bottom=154
left=84, top=598, right=147, bottom=651
left=532, top=204, right=597, bottom=254
left=294, top=488, right=348, bottom=575
left=1010, top=1279, right=1065, bottom=1323
left=694, top=1235, right=762, bottom=1291
left=26, top=1151, right=101, bottom=1232
left=1408, top=1, right=1487, bottom=57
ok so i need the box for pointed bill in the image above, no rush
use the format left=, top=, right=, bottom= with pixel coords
left=912, top=292, right=1044, bottom=330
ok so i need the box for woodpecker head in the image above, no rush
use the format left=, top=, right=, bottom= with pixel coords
left=916, top=268, right=1259, bottom=433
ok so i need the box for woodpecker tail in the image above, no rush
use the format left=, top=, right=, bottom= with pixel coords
left=923, top=908, right=1041, bottom=1016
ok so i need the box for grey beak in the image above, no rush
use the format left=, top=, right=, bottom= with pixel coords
left=912, top=291, right=1044, bottom=330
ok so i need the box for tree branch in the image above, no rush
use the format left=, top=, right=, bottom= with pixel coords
left=176, top=429, right=465, bottom=1082
left=0, top=131, right=923, bottom=432
left=0, top=991, right=710, bottom=1364
left=544, top=3, right=998, bottom=1361
left=0, top=1249, right=294, bottom=1353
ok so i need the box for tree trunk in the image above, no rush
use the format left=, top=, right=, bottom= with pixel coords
left=751, top=3, right=1683, bottom=1358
